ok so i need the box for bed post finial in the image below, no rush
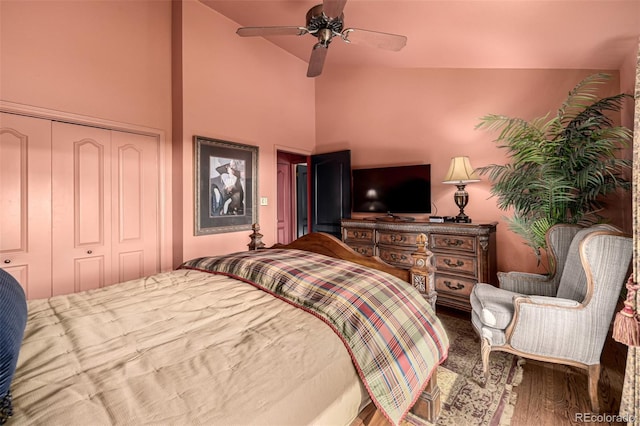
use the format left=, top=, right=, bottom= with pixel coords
left=248, top=223, right=266, bottom=251
left=410, top=233, right=437, bottom=310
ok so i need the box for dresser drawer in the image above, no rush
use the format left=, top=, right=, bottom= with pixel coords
left=378, top=246, right=414, bottom=268
left=433, top=253, right=477, bottom=277
left=343, top=228, right=374, bottom=244
left=348, top=243, right=374, bottom=257
left=435, top=273, right=475, bottom=298
left=377, top=231, right=418, bottom=247
left=430, top=234, right=476, bottom=253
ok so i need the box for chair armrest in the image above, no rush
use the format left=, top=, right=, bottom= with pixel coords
left=516, top=295, right=581, bottom=308
left=498, top=271, right=558, bottom=296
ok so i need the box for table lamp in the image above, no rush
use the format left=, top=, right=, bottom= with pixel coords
left=442, top=156, right=480, bottom=223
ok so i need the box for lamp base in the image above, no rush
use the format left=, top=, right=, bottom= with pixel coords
left=453, top=184, right=471, bottom=224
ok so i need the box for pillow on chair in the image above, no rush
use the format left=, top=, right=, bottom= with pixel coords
left=0, top=269, right=27, bottom=424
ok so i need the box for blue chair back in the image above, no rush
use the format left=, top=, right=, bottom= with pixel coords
left=0, top=269, right=27, bottom=424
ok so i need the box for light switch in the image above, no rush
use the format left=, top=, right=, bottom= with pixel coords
left=260, top=197, right=268, bottom=206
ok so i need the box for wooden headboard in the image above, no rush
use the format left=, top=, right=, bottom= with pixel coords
left=248, top=224, right=437, bottom=309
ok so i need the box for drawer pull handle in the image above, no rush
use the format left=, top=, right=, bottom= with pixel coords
left=390, top=234, right=405, bottom=243
left=443, top=238, right=464, bottom=247
left=390, top=253, right=407, bottom=261
left=444, top=280, right=464, bottom=291
left=443, top=259, right=464, bottom=268
left=3, top=259, right=10, bottom=264
left=87, top=250, right=93, bottom=254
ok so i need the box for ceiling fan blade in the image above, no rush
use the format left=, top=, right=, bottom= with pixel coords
left=341, top=28, right=407, bottom=51
left=236, top=26, right=309, bottom=37
left=307, top=44, right=328, bottom=78
left=322, top=0, right=347, bottom=18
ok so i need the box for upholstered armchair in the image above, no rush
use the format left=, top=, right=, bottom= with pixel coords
left=470, top=225, right=632, bottom=413
left=0, top=269, right=27, bottom=424
left=497, top=224, right=618, bottom=296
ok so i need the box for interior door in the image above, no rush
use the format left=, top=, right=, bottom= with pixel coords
left=277, top=154, right=294, bottom=244
left=52, top=122, right=112, bottom=295
left=52, top=123, right=160, bottom=295
left=310, top=150, right=351, bottom=237
left=0, top=113, right=52, bottom=299
left=111, top=130, right=159, bottom=282
left=277, top=151, right=308, bottom=244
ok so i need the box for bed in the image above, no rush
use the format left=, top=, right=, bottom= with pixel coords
left=1, top=230, right=449, bottom=426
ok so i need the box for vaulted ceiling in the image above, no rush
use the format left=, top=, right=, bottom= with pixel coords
left=200, top=0, right=640, bottom=72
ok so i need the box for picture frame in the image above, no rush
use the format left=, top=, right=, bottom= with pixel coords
left=194, top=136, right=258, bottom=235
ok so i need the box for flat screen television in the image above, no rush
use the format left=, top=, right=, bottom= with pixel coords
left=352, top=164, right=431, bottom=215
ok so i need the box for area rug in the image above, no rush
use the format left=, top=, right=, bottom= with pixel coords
left=402, top=314, right=524, bottom=426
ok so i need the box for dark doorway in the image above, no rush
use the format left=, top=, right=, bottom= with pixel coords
left=310, top=150, right=351, bottom=238
left=296, top=164, right=308, bottom=238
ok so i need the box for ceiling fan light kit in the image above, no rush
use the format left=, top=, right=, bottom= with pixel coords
left=236, top=0, right=407, bottom=77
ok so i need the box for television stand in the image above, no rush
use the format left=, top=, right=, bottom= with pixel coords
left=375, top=212, right=415, bottom=222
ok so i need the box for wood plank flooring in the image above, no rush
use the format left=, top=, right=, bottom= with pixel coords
left=438, top=307, right=629, bottom=426
left=511, top=332, right=628, bottom=426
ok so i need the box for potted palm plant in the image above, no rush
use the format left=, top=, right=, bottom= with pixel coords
left=476, top=73, right=632, bottom=267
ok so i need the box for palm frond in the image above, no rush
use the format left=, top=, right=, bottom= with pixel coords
left=557, top=73, right=611, bottom=124
left=477, top=73, right=631, bottom=266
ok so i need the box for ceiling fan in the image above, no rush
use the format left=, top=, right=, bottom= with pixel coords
left=236, top=0, right=407, bottom=78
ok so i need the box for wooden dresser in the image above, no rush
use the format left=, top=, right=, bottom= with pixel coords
left=341, top=218, right=498, bottom=311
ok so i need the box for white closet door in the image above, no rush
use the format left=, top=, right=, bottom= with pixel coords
left=0, top=113, right=52, bottom=299
left=52, top=122, right=112, bottom=295
left=111, top=130, right=159, bottom=283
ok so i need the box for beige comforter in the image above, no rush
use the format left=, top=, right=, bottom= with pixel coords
left=12, top=270, right=369, bottom=425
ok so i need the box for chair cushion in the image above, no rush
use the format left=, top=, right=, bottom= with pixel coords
left=470, top=283, right=519, bottom=330
left=471, top=311, right=506, bottom=346
left=0, top=269, right=27, bottom=424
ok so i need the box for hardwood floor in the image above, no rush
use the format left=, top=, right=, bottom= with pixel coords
left=511, top=333, right=628, bottom=426
left=438, top=307, right=629, bottom=426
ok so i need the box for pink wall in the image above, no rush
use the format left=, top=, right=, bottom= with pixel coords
left=0, top=0, right=172, bottom=130
left=315, top=67, right=631, bottom=274
left=0, top=0, right=316, bottom=267
left=0, top=0, right=174, bottom=271
left=176, top=0, right=315, bottom=263
left=1, top=0, right=634, bottom=276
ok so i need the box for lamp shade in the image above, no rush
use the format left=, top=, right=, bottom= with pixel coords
left=442, top=156, right=480, bottom=184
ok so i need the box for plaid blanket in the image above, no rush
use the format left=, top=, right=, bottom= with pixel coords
left=180, top=249, right=449, bottom=425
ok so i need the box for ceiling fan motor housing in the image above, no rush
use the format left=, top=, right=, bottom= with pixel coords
left=306, top=4, right=344, bottom=36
